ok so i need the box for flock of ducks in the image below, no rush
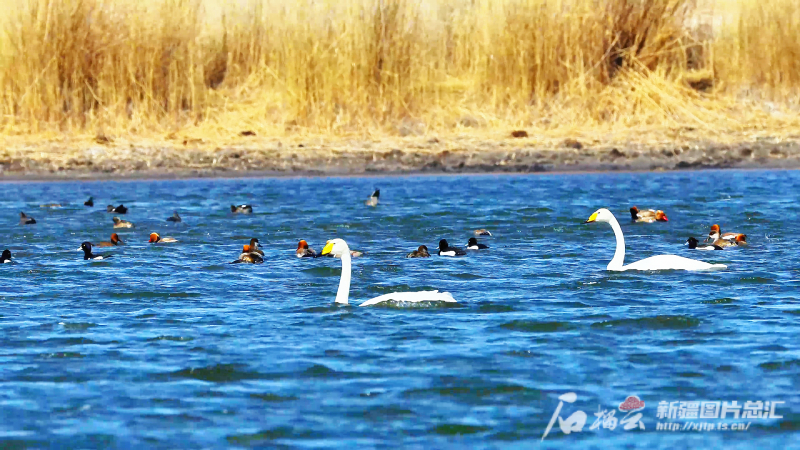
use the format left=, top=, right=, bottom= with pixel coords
left=3, top=192, right=746, bottom=306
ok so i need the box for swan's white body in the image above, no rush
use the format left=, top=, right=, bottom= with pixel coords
left=322, top=239, right=456, bottom=306
left=586, top=209, right=727, bottom=271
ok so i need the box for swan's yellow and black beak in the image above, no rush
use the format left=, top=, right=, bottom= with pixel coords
left=321, top=240, right=334, bottom=256
left=584, top=212, right=598, bottom=223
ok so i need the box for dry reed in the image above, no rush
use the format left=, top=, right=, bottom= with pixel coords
left=0, top=0, right=799, bottom=149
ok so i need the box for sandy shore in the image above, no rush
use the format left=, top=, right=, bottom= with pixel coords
left=1, top=135, right=799, bottom=180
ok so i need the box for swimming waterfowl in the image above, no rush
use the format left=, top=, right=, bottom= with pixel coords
left=321, top=238, right=456, bottom=306
left=474, top=229, right=492, bottom=236
left=39, top=203, right=62, bottom=208
left=707, top=224, right=746, bottom=244
left=19, top=212, right=36, bottom=225
left=148, top=233, right=177, bottom=243
left=685, top=237, right=723, bottom=251
left=97, top=233, right=124, bottom=247
left=296, top=240, right=316, bottom=258
left=247, top=238, right=264, bottom=256
left=406, top=245, right=431, bottom=258
left=113, top=217, right=134, bottom=228
left=629, top=206, right=668, bottom=223
left=438, top=239, right=466, bottom=256
left=466, top=237, right=489, bottom=250
left=78, top=242, right=113, bottom=260
left=166, top=212, right=181, bottom=222
left=84, top=197, right=94, bottom=207
left=107, top=204, right=128, bottom=214
left=230, top=204, right=253, bottom=214
left=231, top=244, right=264, bottom=264
left=365, top=189, right=380, bottom=207
left=586, top=208, right=726, bottom=271
left=1, top=249, right=11, bottom=263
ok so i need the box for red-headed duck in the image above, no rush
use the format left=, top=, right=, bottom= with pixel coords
left=97, top=233, right=124, bottom=247
left=707, top=224, right=745, bottom=243
left=19, top=212, right=36, bottom=225
left=78, top=242, right=113, bottom=260
left=629, top=206, right=668, bottom=223
left=232, top=244, right=264, bottom=264
left=406, top=245, right=430, bottom=258
left=365, top=189, right=380, bottom=207
left=231, top=204, right=253, bottom=214
left=296, top=240, right=316, bottom=258
left=149, top=233, right=177, bottom=243
left=473, top=229, right=492, bottom=236
left=113, top=217, right=134, bottom=228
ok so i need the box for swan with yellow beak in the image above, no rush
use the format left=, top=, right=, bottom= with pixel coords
left=585, top=208, right=727, bottom=271
left=321, top=238, right=457, bottom=306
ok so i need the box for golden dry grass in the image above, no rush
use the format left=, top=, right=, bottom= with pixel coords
left=1, top=0, right=800, bottom=154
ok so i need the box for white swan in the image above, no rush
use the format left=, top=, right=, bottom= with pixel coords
left=321, top=239, right=457, bottom=306
left=585, top=208, right=727, bottom=271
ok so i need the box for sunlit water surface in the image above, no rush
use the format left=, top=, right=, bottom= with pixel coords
left=1, top=170, right=799, bottom=448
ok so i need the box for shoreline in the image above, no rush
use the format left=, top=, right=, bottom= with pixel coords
left=2, top=137, right=799, bottom=182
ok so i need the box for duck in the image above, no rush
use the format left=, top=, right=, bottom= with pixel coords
left=78, top=242, right=113, bottom=260
left=231, top=244, right=264, bottom=264
left=113, top=217, right=134, bottom=228
left=585, top=208, right=726, bottom=271
left=707, top=224, right=746, bottom=244
left=247, top=238, right=264, bottom=256
left=84, top=197, right=94, bottom=207
left=296, top=240, right=316, bottom=258
left=473, top=229, right=492, bottom=236
left=19, top=212, right=36, bottom=225
left=466, top=237, right=489, bottom=250
left=107, top=204, right=128, bottom=214
left=685, top=237, right=723, bottom=251
left=230, top=204, right=253, bottom=214
left=629, top=206, right=668, bottom=223
left=148, top=233, right=178, bottom=243
left=97, top=233, right=124, bottom=247
left=438, top=239, right=466, bottom=256
left=321, top=238, right=456, bottom=307
left=166, top=211, right=181, bottom=222
left=406, top=245, right=431, bottom=258
left=365, top=189, right=380, bottom=207
left=1, top=249, right=11, bottom=263
left=39, top=203, right=62, bottom=208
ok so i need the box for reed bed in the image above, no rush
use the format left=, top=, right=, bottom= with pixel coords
left=1, top=0, right=799, bottom=150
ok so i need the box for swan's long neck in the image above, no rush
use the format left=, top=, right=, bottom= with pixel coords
left=607, top=215, right=626, bottom=271
left=335, top=249, right=352, bottom=305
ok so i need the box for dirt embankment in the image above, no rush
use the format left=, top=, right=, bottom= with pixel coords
left=1, top=136, right=799, bottom=180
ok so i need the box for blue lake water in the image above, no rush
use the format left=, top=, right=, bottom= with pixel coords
left=1, top=170, right=799, bottom=448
